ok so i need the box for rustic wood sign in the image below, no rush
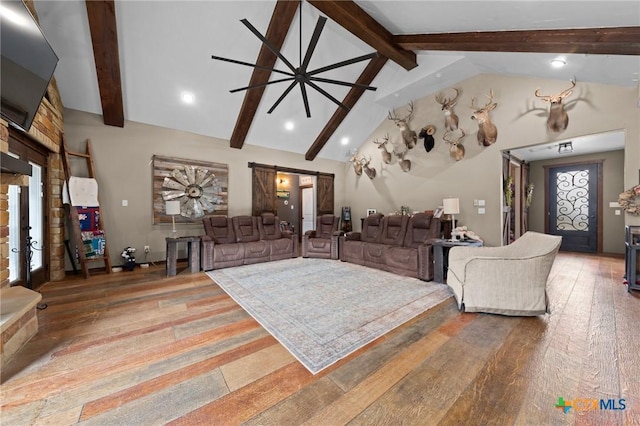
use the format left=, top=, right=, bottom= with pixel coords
left=152, top=155, right=228, bottom=224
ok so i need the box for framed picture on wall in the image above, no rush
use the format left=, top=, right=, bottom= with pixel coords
left=434, top=207, right=444, bottom=218
left=366, top=208, right=377, bottom=216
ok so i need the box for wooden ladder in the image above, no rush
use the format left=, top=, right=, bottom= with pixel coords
left=61, top=138, right=112, bottom=278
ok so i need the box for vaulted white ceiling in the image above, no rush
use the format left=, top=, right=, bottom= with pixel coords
left=33, top=1, right=640, bottom=162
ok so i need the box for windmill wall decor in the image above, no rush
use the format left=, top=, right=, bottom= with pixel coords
left=211, top=1, right=378, bottom=117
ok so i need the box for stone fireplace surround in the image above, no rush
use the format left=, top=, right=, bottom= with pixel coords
left=0, top=0, right=66, bottom=368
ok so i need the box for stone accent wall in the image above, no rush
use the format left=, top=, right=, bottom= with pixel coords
left=0, top=0, right=66, bottom=289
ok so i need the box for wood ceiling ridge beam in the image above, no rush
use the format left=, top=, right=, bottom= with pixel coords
left=229, top=0, right=299, bottom=150
left=305, top=55, right=388, bottom=161
left=85, top=0, right=124, bottom=128
left=307, top=0, right=417, bottom=71
left=394, top=26, right=640, bottom=56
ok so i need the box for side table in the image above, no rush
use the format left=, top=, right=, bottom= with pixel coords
left=166, top=236, right=201, bottom=277
left=432, top=238, right=483, bottom=283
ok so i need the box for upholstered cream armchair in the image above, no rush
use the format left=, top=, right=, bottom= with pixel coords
left=447, top=231, right=562, bottom=316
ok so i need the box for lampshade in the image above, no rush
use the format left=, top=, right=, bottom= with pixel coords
left=165, top=200, right=181, bottom=216
left=443, top=198, right=460, bottom=215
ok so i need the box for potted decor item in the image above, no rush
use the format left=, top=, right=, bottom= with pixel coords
left=121, top=247, right=137, bottom=271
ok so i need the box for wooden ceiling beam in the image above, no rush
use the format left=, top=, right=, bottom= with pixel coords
left=229, top=1, right=299, bottom=149
left=85, top=0, right=124, bottom=127
left=307, top=0, right=417, bottom=71
left=305, top=55, right=388, bottom=161
left=394, top=27, right=640, bottom=55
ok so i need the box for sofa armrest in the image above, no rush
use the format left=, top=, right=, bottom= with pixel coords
left=345, top=231, right=361, bottom=241
left=417, top=241, right=435, bottom=281
left=201, top=236, right=216, bottom=271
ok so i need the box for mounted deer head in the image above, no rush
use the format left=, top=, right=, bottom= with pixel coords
left=388, top=101, right=417, bottom=150
left=470, top=90, right=498, bottom=146
left=443, top=129, right=466, bottom=161
left=418, top=125, right=436, bottom=153
left=535, top=79, right=576, bottom=133
left=394, top=149, right=411, bottom=172
left=360, top=156, right=377, bottom=179
left=435, top=88, right=460, bottom=131
left=373, top=133, right=392, bottom=164
left=349, top=151, right=363, bottom=176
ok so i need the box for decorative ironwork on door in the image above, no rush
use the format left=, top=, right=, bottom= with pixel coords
left=555, top=169, right=590, bottom=231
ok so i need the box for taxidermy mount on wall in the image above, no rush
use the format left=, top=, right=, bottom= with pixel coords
left=535, top=79, right=576, bottom=133
left=419, top=125, right=436, bottom=152
left=435, top=88, right=461, bottom=131
left=388, top=102, right=417, bottom=150
left=470, top=90, right=498, bottom=146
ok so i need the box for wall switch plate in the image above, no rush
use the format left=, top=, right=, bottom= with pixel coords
left=615, top=210, right=621, bottom=216
left=144, top=245, right=150, bottom=253
left=609, top=202, right=621, bottom=208
left=478, top=199, right=485, bottom=206
left=478, top=207, right=486, bottom=214
left=122, top=199, right=128, bottom=207
left=473, top=199, right=478, bottom=206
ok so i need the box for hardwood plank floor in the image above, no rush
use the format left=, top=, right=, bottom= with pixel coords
left=1, top=253, right=638, bottom=425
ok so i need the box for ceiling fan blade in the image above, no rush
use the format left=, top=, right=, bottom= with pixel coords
left=308, top=52, right=378, bottom=76
left=240, top=19, right=297, bottom=73
left=230, top=77, right=296, bottom=93
left=299, top=81, right=311, bottom=118
left=267, top=80, right=298, bottom=114
left=308, top=76, right=377, bottom=91
left=211, top=55, right=294, bottom=77
left=305, top=80, right=350, bottom=111
left=300, top=16, right=327, bottom=73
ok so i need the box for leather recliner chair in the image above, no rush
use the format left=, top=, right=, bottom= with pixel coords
left=302, top=214, right=341, bottom=259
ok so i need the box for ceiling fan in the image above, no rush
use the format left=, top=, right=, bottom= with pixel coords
left=211, top=4, right=378, bottom=118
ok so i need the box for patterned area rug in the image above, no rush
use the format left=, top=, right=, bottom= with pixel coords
left=206, top=258, right=453, bottom=374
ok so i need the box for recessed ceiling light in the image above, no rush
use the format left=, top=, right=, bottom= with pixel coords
left=341, top=137, right=349, bottom=145
left=284, top=121, right=294, bottom=131
left=0, top=5, right=28, bottom=27
left=550, top=58, right=566, bottom=68
left=181, top=92, right=195, bottom=104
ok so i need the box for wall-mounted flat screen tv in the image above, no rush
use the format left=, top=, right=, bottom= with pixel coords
left=1, top=0, right=58, bottom=133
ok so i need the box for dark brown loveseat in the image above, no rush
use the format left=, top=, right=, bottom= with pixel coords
left=201, top=212, right=298, bottom=271
left=339, top=212, right=440, bottom=281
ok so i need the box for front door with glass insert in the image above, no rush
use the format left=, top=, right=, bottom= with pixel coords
left=548, top=163, right=599, bottom=253
left=8, top=135, right=48, bottom=289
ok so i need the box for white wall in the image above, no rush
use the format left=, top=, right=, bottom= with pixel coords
left=343, top=74, right=640, bottom=247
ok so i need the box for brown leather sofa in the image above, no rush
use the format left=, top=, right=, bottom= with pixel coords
left=302, top=214, right=341, bottom=259
left=339, top=212, right=440, bottom=281
left=201, top=212, right=297, bottom=271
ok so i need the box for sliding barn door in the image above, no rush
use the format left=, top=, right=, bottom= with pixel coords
left=251, top=166, right=277, bottom=216
left=316, top=174, right=334, bottom=216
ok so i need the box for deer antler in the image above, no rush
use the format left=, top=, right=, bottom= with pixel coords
left=435, top=88, right=460, bottom=107
left=536, top=79, right=576, bottom=100
left=559, top=79, right=576, bottom=98
left=443, top=129, right=466, bottom=144
left=373, top=133, right=390, bottom=146
left=388, top=102, right=414, bottom=123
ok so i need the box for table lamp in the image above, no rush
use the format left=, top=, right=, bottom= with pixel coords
left=443, top=197, right=460, bottom=230
left=165, top=200, right=181, bottom=234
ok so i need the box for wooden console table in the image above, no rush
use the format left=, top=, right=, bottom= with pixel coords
left=432, top=238, right=483, bottom=283
left=166, top=236, right=201, bottom=277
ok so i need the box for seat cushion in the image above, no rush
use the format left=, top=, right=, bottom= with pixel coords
left=361, top=213, right=384, bottom=244
left=242, top=240, right=270, bottom=264
left=203, top=216, right=236, bottom=244
left=404, top=212, right=436, bottom=248
left=380, top=215, right=409, bottom=246
left=233, top=216, right=260, bottom=242
left=259, top=212, right=282, bottom=240
left=385, top=246, right=418, bottom=274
